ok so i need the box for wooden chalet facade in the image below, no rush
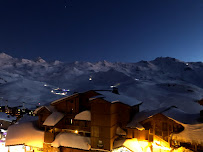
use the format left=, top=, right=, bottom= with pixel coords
left=33, top=90, right=203, bottom=152
left=34, top=90, right=142, bottom=152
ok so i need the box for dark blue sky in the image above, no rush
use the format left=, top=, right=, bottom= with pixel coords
left=0, top=0, right=202, bottom=62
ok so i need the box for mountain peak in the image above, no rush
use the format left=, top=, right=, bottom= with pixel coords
left=153, top=57, right=181, bottom=62
left=0, top=52, right=13, bottom=59
left=35, top=57, right=46, bottom=63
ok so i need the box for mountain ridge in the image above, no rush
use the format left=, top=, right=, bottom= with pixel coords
left=0, top=53, right=202, bottom=113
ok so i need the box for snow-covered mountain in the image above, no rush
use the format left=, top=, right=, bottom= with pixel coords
left=0, top=53, right=203, bottom=113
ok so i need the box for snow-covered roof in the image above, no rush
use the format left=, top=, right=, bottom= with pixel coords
left=17, top=115, right=38, bottom=124
left=6, top=122, right=44, bottom=148
left=162, top=107, right=199, bottom=124
left=116, top=127, right=127, bottom=136
left=92, top=91, right=142, bottom=106
left=127, top=107, right=170, bottom=129
left=172, top=123, right=203, bottom=145
left=0, top=112, right=16, bottom=122
left=43, top=112, right=64, bottom=126
left=51, top=132, right=91, bottom=150
left=34, top=105, right=55, bottom=114
left=74, top=110, right=91, bottom=121
left=127, top=106, right=199, bottom=129
left=51, top=93, right=79, bottom=105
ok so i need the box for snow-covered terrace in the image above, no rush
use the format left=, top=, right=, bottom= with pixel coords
left=51, top=132, right=91, bottom=150
left=74, top=110, right=91, bottom=121
left=172, top=123, right=203, bottom=145
left=6, top=122, right=44, bottom=148
left=43, top=111, right=64, bottom=126
left=91, top=91, right=142, bottom=106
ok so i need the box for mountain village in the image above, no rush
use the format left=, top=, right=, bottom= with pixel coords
left=0, top=88, right=202, bottom=152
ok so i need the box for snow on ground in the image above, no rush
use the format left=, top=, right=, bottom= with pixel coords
left=0, top=53, right=203, bottom=114
left=51, top=132, right=91, bottom=150
left=6, top=121, right=44, bottom=148
left=0, top=112, right=16, bottom=122
left=74, top=110, right=91, bottom=121
left=172, top=123, right=203, bottom=145
left=43, top=111, right=64, bottom=126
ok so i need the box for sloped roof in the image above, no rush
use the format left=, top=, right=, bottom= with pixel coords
left=127, top=106, right=199, bottom=129
left=126, top=107, right=170, bottom=129
left=0, top=112, right=16, bottom=122
left=162, top=107, right=199, bottom=124
left=91, top=91, right=142, bottom=106
left=51, top=132, right=91, bottom=150
left=116, top=127, right=127, bottom=136
left=74, top=110, right=91, bottom=121
left=34, top=105, right=55, bottom=114
left=43, top=112, right=64, bottom=126
left=51, top=93, right=79, bottom=105
left=6, top=122, right=44, bottom=148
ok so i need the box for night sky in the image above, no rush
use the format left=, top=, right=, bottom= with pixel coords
left=0, top=0, right=202, bottom=62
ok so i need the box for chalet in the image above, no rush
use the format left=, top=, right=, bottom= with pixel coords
left=5, top=89, right=203, bottom=152
left=126, top=106, right=203, bottom=151
left=33, top=89, right=142, bottom=152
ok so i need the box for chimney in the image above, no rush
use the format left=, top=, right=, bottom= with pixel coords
left=112, top=87, right=119, bottom=94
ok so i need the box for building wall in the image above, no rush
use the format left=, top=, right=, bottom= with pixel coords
left=0, top=120, right=11, bottom=130
left=38, top=108, right=51, bottom=128
left=91, top=99, right=132, bottom=151
left=126, top=113, right=184, bottom=143
left=54, top=97, right=80, bottom=114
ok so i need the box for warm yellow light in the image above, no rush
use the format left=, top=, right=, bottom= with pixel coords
left=152, top=140, right=171, bottom=151
left=123, top=138, right=151, bottom=152
left=74, top=130, right=78, bottom=134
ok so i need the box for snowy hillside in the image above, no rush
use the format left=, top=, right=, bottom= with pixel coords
left=0, top=53, right=202, bottom=113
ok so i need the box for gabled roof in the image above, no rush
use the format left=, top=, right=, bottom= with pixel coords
left=127, top=106, right=199, bottom=130
left=34, top=105, right=55, bottom=114
left=51, top=93, right=79, bottom=105
left=43, top=112, right=64, bottom=126
left=90, top=91, right=142, bottom=106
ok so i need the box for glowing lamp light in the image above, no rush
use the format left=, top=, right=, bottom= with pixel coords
left=74, top=130, right=78, bottom=134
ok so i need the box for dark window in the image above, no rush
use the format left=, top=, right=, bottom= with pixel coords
left=85, top=133, right=91, bottom=137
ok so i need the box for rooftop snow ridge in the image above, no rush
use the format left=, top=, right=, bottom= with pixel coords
left=0, top=52, right=13, bottom=59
